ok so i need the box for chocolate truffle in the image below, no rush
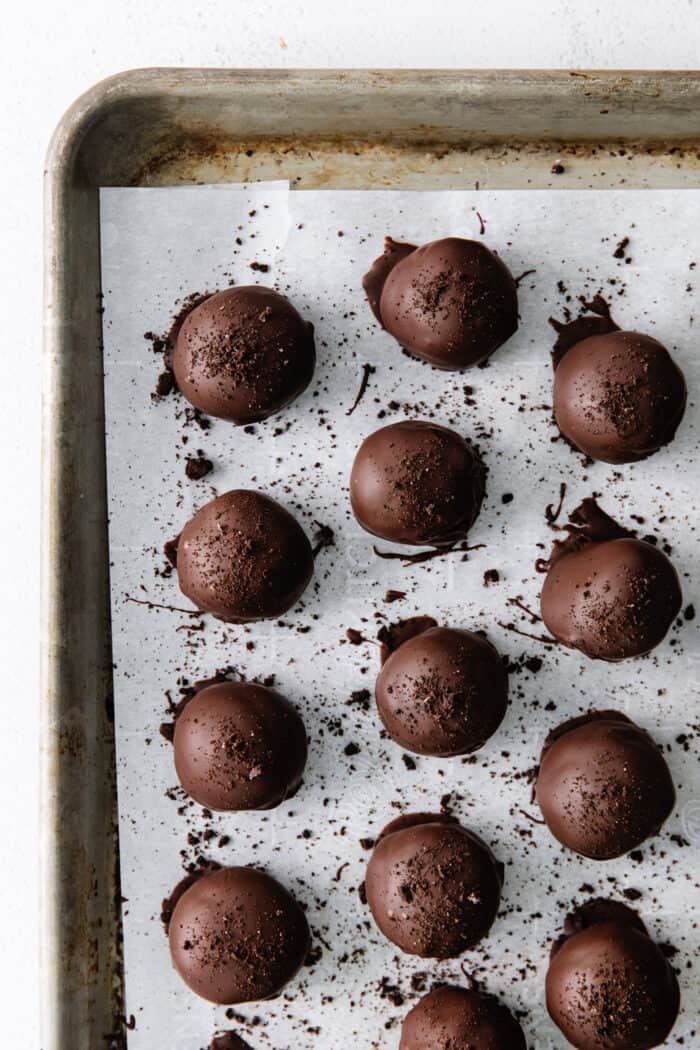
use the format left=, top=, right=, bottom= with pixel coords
left=168, top=866, right=309, bottom=1004
left=400, top=985, right=526, bottom=1050
left=172, top=286, right=315, bottom=424
left=375, top=626, right=508, bottom=757
left=553, top=330, right=686, bottom=464
left=535, top=711, right=675, bottom=859
left=546, top=900, right=680, bottom=1050
left=540, top=499, right=682, bottom=660
left=363, top=236, right=518, bottom=369
left=208, top=1036, right=253, bottom=1050
left=173, top=681, right=307, bottom=811
left=350, top=421, right=485, bottom=547
left=364, top=813, right=503, bottom=958
left=174, top=489, right=314, bottom=622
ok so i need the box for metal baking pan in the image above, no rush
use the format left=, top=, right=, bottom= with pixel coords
left=42, top=68, right=700, bottom=1050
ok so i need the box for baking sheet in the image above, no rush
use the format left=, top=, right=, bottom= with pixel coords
left=100, top=183, right=700, bottom=1049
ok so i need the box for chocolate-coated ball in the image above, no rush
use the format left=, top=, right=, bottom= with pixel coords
left=553, top=330, right=686, bottom=464
left=546, top=901, right=680, bottom=1050
left=375, top=626, right=508, bottom=757
left=400, top=985, right=527, bottom=1050
left=173, top=681, right=308, bottom=811
left=363, top=236, right=518, bottom=369
left=535, top=711, right=675, bottom=859
left=173, top=286, right=315, bottom=424
left=174, top=489, right=314, bottom=622
left=541, top=535, right=681, bottom=661
left=168, top=866, right=309, bottom=1004
left=350, top=420, right=485, bottom=547
left=364, top=814, right=503, bottom=958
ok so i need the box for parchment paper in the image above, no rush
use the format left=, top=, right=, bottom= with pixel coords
left=100, top=184, right=700, bottom=1049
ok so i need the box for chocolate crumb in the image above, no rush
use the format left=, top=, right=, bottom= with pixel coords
left=185, top=454, right=213, bottom=480
left=613, top=236, right=630, bottom=259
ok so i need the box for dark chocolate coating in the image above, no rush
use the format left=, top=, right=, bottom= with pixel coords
left=172, top=286, right=315, bottom=424
left=553, top=330, right=686, bottom=463
left=375, top=626, right=508, bottom=757
left=546, top=903, right=680, bottom=1050
left=400, top=985, right=527, bottom=1050
left=168, top=866, right=309, bottom=1004
left=350, top=420, right=485, bottom=547
left=209, top=1035, right=253, bottom=1050
left=363, top=236, right=518, bottom=369
left=175, top=489, right=314, bottom=622
left=173, top=681, right=307, bottom=812
left=540, top=536, right=681, bottom=661
left=364, top=814, right=503, bottom=958
left=535, top=711, right=675, bottom=859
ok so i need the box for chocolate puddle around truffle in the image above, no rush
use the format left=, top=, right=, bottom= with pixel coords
left=551, top=898, right=647, bottom=959
left=163, top=535, right=179, bottom=567
left=549, top=294, right=619, bottom=366
left=146, top=291, right=213, bottom=400
left=361, top=236, right=416, bottom=324
left=377, top=616, right=438, bottom=663
left=542, top=496, right=633, bottom=570
left=160, top=860, right=222, bottom=933
left=159, top=670, right=233, bottom=743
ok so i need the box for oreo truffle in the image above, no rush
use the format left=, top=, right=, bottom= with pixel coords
left=364, top=813, right=503, bottom=958
left=553, top=330, right=686, bottom=464
left=363, top=236, right=518, bottom=369
left=375, top=626, right=508, bottom=757
left=173, top=680, right=307, bottom=811
left=540, top=499, right=682, bottom=660
left=172, top=286, right=315, bottom=424
left=174, top=489, right=314, bottom=622
left=168, top=866, right=309, bottom=1004
left=546, top=900, right=680, bottom=1050
left=535, top=711, right=675, bottom=859
left=208, top=1036, right=253, bottom=1050
left=350, top=420, right=485, bottom=547
left=400, top=985, right=526, bottom=1050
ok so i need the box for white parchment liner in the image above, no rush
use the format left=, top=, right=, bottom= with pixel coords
left=101, top=184, right=700, bottom=1049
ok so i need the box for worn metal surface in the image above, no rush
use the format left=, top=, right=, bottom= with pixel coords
left=42, top=68, right=700, bottom=1050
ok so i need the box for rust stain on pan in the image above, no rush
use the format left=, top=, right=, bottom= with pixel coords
left=134, top=134, right=700, bottom=189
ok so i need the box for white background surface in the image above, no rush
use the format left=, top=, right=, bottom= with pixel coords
left=4, top=1, right=700, bottom=1045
